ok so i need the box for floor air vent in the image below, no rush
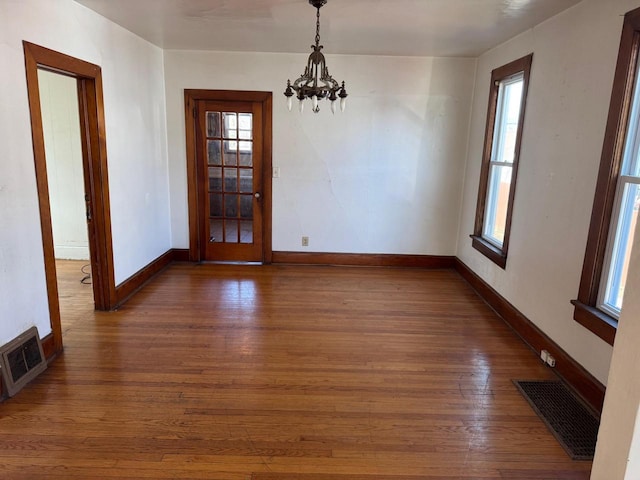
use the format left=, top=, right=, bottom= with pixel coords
left=0, top=327, right=47, bottom=397
left=514, top=379, right=599, bottom=460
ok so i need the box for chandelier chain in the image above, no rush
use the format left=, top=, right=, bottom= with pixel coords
left=315, top=7, right=321, bottom=47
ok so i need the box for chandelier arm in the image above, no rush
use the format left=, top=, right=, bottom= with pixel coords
left=320, top=69, right=339, bottom=89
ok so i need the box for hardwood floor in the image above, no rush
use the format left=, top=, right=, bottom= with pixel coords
left=0, top=264, right=592, bottom=479
left=55, top=259, right=95, bottom=334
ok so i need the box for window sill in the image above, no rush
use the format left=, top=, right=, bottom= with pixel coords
left=571, top=299, right=617, bottom=346
left=470, top=235, right=507, bottom=269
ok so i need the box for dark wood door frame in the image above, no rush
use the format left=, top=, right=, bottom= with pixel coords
left=23, top=42, right=117, bottom=357
left=184, top=90, right=273, bottom=263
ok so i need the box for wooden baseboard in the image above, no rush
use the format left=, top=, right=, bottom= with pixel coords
left=272, top=252, right=456, bottom=269
left=171, top=248, right=190, bottom=262
left=42, top=333, right=56, bottom=361
left=115, top=250, right=176, bottom=307
left=454, top=258, right=606, bottom=413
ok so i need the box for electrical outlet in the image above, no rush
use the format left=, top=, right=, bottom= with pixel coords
left=273, top=166, right=280, bottom=178
left=540, top=349, right=549, bottom=363
left=546, top=354, right=556, bottom=368
left=301, top=236, right=309, bottom=247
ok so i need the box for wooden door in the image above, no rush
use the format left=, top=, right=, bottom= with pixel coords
left=196, top=100, right=264, bottom=262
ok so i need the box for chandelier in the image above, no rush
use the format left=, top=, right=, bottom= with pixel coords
left=284, top=0, right=347, bottom=114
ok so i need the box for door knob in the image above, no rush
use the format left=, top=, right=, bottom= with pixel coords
left=254, top=192, right=261, bottom=199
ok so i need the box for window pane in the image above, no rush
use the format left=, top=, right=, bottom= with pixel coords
left=224, top=194, right=238, bottom=218
left=209, top=193, right=222, bottom=217
left=240, top=221, right=253, bottom=244
left=622, top=59, right=640, bottom=178
left=223, top=113, right=237, bottom=139
left=209, top=219, right=223, bottom=243
left=602, top=183, right=640, bottom=312
left=207, top=112, right=221, bottom=138
left=225, top=220, right=239, bottom=243
left=208, top=167, right=222, bottom=192
left=483, top=165, right=513, bottom=246
left=240, top=195, right=253, bottom=219
left=238, top=113, right=253, bottom=139
left=223, top=141, right=238, bottom=166
left=629, top=149, right=640, bottom=177
left=224, top=168, right=238, bottom=193
left=492, top=76, right=523, bottom=164
left=239, top=142, right=253, bottom=166
left=207, top=140, right=222, bottom=166
left=239, top=168, right=253, bottom=193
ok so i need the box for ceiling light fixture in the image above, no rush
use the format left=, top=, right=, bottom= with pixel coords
left=284, top=0, right=347, bottom=114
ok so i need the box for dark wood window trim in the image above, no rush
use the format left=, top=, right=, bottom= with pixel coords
left=471, top=54, right=533, bottom=269
left=571, top=7, right=640, bottom=346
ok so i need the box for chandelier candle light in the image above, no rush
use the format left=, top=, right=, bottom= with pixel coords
left=284, top=0, right=347, bottom=114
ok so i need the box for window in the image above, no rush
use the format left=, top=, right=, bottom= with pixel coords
left=600, top=83, right=640, bottom=317
left=572, top=7, right=640, bottom=345
left=471, top=54, right=533, bottom=268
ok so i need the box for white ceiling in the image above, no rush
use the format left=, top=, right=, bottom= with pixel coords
left=74, top=0, right=582, bottom=57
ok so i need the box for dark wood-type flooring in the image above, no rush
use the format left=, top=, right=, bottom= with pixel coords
left=0, top=262, right=592, bottom=479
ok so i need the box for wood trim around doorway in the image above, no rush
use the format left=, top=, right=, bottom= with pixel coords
left=23, top=42, right=117, bottom=357
left=184, top=89, right=273, bottom=263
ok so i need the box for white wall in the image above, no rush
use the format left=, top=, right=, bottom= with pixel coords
left=457, top=0, right=640, bottom=385
left=164, top=51, right=476, bottom=255
left=0, top=0, right=171, bottom=344
left=38, top=70, right=90, bottom=261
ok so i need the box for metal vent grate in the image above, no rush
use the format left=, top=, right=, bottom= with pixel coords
left=0, top=327, right=47, bottom=398
left=514, top=380, right=599, bottom=460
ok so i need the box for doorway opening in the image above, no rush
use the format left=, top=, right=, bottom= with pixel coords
left=23, top=42, right=116, bottom=358
left=38, top=69, right=95, bottom=337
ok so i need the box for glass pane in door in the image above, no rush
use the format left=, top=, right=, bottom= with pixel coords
left=204, top=108, right=257, bottom=255
left=224, top=195, right=238, bottom=217
left=223, top=141, right=238, bottom=166
left=240, top=195, right=253, bottom=219
left=239, top=145, right=253, bottom=167
left=207, top=140, right=222, bottom=166
left=240, top=221, right=253, bottom=244
left=225, top=220, right=239, bottom=243
left=209, top=219, right=223, bottom=243
left=209, top=194, right=222, bottom=217
left=238, top=113, right=253, bottom=139
left=223, top=113, right=238, bottom=139
left=224, top=168, right=238, bottom=192
left=239, top=168, right=252, bottom=193
left=208, top=167, right=222, bottom=192
left=207, top=112, right=221, bottom=138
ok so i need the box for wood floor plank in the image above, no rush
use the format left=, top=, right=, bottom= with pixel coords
left=0, top=263, right=591, bottom=478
